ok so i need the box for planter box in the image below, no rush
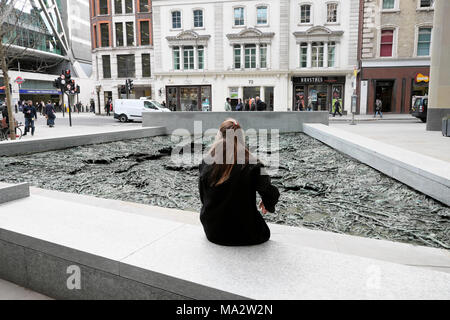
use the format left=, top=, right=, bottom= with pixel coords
left=443, top=119, right=450, bottom=137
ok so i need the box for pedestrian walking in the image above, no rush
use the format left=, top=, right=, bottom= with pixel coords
left=375, top=97, right=383, bottom=118
left=236, top=98, right=244, bottom=111
left=333, top=99, right=343, bottom=117
left=244, top=99, right=250, bottom=111
left=255, top=96, right=267, bottom=111
left=45, top=101, right=56, bottom=128
left=224, top=98, right=232, bottom=111
left=23, top=100, right=37, bottom=136
left=106, top=99, right=112, bottom=116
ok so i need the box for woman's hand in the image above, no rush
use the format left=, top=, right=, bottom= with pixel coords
left=259, top=201, right=268, bottom=215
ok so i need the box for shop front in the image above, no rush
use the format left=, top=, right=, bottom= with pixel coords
left=361, top=66, right=430, bottom=114
left=166, top=85, right=212, bottom=112
left=292, top=76, right=345, bottom=113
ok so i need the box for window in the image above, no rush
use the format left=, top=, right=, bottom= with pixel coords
left=117, top=54, right=135, bottom=78
left=260, top=44, right=267, bottom=68
left=380, top=29, right=394, bottom=57
left=184, top=46, right=194, bottom=70
left=417, top=27, right=432, bottom=56
left=257, top=6, right=268, bottom=25
left=245, top=44, right=256, bottom=69
left=92, top=0, right=97, bottom=16
left=93, top=25, right=98, bottom=48
left=300, top=42, right=308, bottom=68
left=115, top=23, right=124, bottom=47
left=383, top=0, right=395, bottom=9
left=125, top=0, right=133, bottom=13
left=126, top=22, right=134, bottom=46
left=198, top=46, right=204, bottom=69
left=194, top=10, right=203, bottom=28
left=311, top=42, right=324, bottom=68
left=173, top=46, right=180, bottom=70
left=99, top=0, right=108, bottom=15
left=140, top=20, right=150, bottom=45
left=234, top=7, right=245, bottom=26
left=300, top=4, right=311, bottom=24
left=419, top=0, right=434, bottom=8
left=327, top=3, right=338, bottom=23
left=234, top=45, right=241, bottom=69
left=328, top=42, right=336, bottom=67
left=100, top=23, right=109, bottom=47
left=142, top=54, right=151, bottom=77
left=139, top=0, right=149, bottom=12
left=115, top=0, right=122, bottom=14
left=172, top=11, right=181, bottom=29
left=102, top=55, right=111, bottom=78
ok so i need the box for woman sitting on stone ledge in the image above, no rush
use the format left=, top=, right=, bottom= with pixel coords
left=199, top=119, right=280, bottom=246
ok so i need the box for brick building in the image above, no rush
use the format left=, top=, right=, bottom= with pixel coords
left=358, top=0, right=435, bottom=115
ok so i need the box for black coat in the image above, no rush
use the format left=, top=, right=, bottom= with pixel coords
left=256, top=100, right=267, bottom=111
left=23, top=105, right=37, bottom=119
left=199, top=162, right=280, bottom=246
left=45, top=104, right=55, bottom=119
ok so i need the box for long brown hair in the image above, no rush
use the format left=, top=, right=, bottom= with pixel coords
left=207, top=119, right=254, bottom=187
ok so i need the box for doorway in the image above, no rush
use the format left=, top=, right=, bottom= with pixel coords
left=375, top=80, right=394, bottom=113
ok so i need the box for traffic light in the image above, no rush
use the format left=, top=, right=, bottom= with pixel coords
left=120, top=85, right=127, bottom=94
left=76, top=85, right=80, bottom=94
left=127, top=79, right=134, bottom=92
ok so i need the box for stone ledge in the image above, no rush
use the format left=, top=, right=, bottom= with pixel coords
left=0, top=127, right=166, bottom=157
left=0, top=191, right=449, bottom=300
left=304, top=124, right=450, bottom=206
left=0, top=183, right=29, bottom=205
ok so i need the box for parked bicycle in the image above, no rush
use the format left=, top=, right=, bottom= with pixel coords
left=0, top=121, right=24, bottom=141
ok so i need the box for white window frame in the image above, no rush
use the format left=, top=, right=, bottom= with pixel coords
left=233, top=6, right=246, bottom=28
left=193, top=9, right=204, bottom=29
left=233, top=45, right=242, bottom=69
left=171, top=10, right=182, bottom=30
left=256, top=4, right=269, bottom=26
left=414, top=24, right=433, bottom=57
left=173, top=46, right=181, bottom=70
left=381, top=0, right=400, bottom=12
left=325, top=2, right=339, bottom=25
left=299, top=2, right=313, bottom=25
left=299, top=42, right=308, bottom=68
left=377, top=25, right=398, bottom=58
left=417, top=0, right=435, bottom=11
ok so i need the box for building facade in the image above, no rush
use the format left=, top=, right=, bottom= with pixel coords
left=358, top=0, right=435, bottom=115
left=0, top=0, right=94, bottom=108
left=152, top=0, right=359, bottom=112
left=90, top=0, right=153, bottom=113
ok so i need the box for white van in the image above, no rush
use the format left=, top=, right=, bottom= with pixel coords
left=114, top=99, right=170, bottom=122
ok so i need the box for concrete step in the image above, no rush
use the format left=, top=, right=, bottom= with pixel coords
left=0, top=188, right=449, bottom=300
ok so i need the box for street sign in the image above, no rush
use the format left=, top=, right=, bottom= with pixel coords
left=15, top=76, right=24, bottom=85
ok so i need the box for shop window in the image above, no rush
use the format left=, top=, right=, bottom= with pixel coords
left=126, top=22, right=134, bottom=46
left=234, top=7, right=245, bottom=26
left=99, top=0, right=108, bottom=15
left=100, top=23, right=110, bottom=47
left=115, top=0, right=122, bottom=14
left=327, top=3, right=338, bottom=23
left=142, top=54, right=151, bottom=77
left=194, top=10, right=204, bottom=28
left=234, top=45, right=241, bottom=69
left=245, top=44, right=256, bottom=69
left=417, top=27, right=432, bottom=56
left=140, top=21, right=150, bottom=46
left=260, top=44, right=267, bottom=68
left=102, top=55, right=111, bottom=79
left=311, top=42, right=324, bottom=68
left=328, top=42, right=336, bottom=67
left=383, top=0, right=395, bottom=9
left=380, top=29, right=394, bottom=57
left=115, top=23, right=124, bottom=47
left=257, top=6, right=268, bottom=25
left=173, top=46, right=180, bottom=70
left=125, top=0, right=133, bottom=13
left=264, top=87, right=274, bottom=111
left=117, top=54, right=135, bottom=78
left=375, top=80, right=395, bottom=113
left=198, top=46, right=204, bottom=69
left=172, top=11, right=181, bottom=29
left=184, top=46, right=195, bottom=70
left=300, top=4, right=311, bottom=24
left=300, top=43, right=308, bottom=68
